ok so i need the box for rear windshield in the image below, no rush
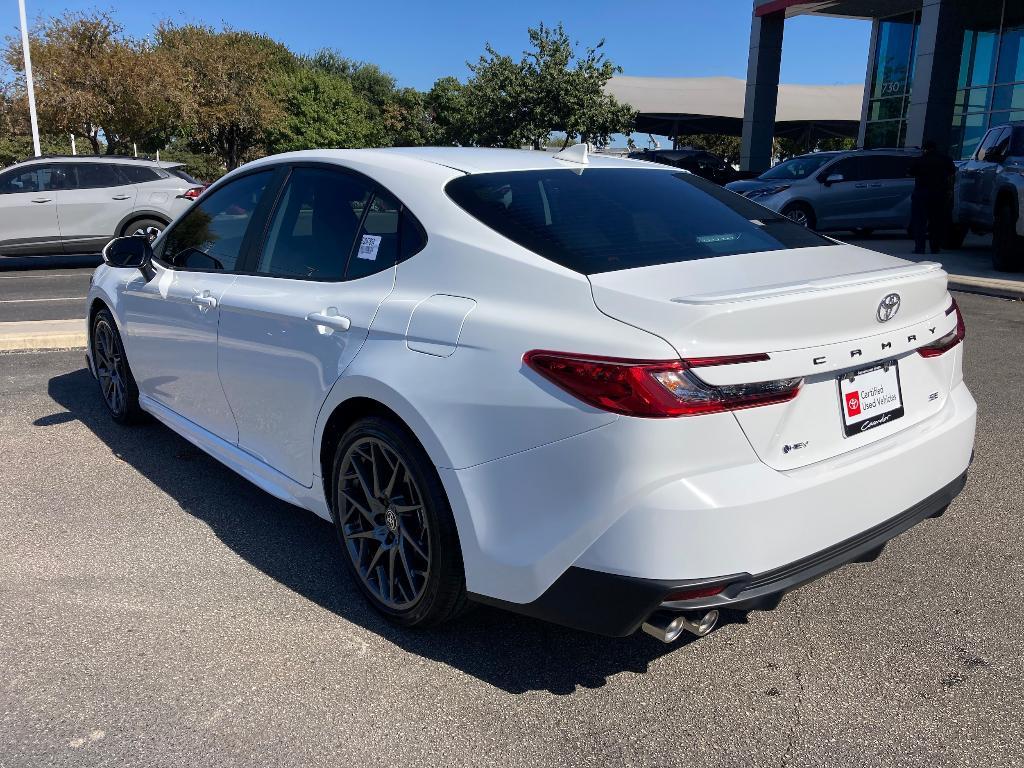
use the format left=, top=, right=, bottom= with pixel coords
left=445, top=168, right=833, bottom=275
left=760, top=154, right=834, bottom=181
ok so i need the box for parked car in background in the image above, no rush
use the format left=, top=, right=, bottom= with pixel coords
left=628, top=148, right=738, bottom=185
left=87, top=146, right=974, bottom=643
left=951, top=122, right=1024, bottom=271
left=0, top=156, right=204, bottom=256
left=726, top=148, right=922, bottom=235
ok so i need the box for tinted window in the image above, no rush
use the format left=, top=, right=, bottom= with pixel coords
left=399, top=210, right=426, bottom=262
left=73, top=164, right=126, bottom=189
left=1012, top=126, right=1024, bottom=156
left=0, top=168, right=39, bottom=194
left=118, top=165, right=163, bottom=183
left=159, top=170, right=272, bottom=272
left=347, top=191, right=400, bottom=280
left=760, top=154, right=834, bottom=180
left=446, top=169, right=834, bottom=275
left=38, top=164, right=75, bottom=191
left=169, top=167, right=200, bottom=185
left=860, top=155, right=913, bottom=180
left=989, top=127, right=1012, bottom=160
left=975, top=128, right=1005, bottom=160
left=256, top=167, right=372, bottom=280
left=823, top=157, right=861, bottom=182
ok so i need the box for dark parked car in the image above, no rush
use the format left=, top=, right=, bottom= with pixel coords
left=951, top=122, right=1024, bottom=271
left=627, top=148, right=739, bottom=185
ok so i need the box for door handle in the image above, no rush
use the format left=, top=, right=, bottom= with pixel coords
left=31, top=197, right=52, bottom=203
left=111, top=194, right=131, bottom=200
left=854, top=183, right=868, bottom=189
left=306, top=309, right=351, bottom=332
left=191, top=290, right=217, bottom=310
left=869, top=183, right=882, bottom=188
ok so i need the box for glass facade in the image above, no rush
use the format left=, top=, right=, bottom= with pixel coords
left=951, top=0, right=1024, bottom=158
left=864, top=12, right=919, bottom=149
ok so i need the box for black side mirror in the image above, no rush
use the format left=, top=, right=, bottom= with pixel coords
left=102, top=235, right=153, bottom=271
left=821, top=173, right=844, bottom=187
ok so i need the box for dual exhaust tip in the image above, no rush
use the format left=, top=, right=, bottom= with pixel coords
left=641, top=610, right=719, bottom=643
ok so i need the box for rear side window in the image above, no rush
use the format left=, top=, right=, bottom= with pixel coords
left=117, top=165, right=164, bottom=183
left=860, top=155, right=913, bottom=180
left=346, top=191, right=400, bottom=280
left=158, top=170, right=273, bottom=272
left=169, top=167, right=201, bottom=185
left=73, top=164, right=125, bottom=189
left=446, top=168, right=833, bottom=275
left=256, top=167, right=372, bottom=280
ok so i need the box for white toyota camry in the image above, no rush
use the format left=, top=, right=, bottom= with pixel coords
left=86, top=146, right=976, bottom=643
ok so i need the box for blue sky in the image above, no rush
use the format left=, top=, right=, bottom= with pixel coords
left=4, top=1, right=871, bottom=91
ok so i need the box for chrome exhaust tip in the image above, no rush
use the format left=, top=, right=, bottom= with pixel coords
left=641, top=610, right=720, bottom=643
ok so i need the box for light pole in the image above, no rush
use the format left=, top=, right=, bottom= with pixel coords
left=18, top=0, right=41, bottom=157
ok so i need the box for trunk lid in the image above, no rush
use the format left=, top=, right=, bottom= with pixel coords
left=588, top=244, right=958, bottom=469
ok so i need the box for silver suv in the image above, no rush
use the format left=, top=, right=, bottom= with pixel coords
left=0, top=156, right=203, bottom=256
left=951, top=122, right=1024, bottom=271
left=725, top=149, right=922, bottom=235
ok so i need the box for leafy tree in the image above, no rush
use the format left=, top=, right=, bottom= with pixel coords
left=156, top=24, right=293, bottom=170
left=3, top=11, right=188, bottom=155
left=265, top=65, right=372, bottom=153
left=433, top=23, right=635, bottom=149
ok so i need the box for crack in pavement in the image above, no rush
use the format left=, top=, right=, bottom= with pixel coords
left=779, top=597, right=813, bottom=768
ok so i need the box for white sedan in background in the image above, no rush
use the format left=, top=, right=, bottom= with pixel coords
left=86, top=146, right=975, bottom=643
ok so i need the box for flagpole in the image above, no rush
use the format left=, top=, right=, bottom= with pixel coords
left=18, top=0, right=41, bottom=157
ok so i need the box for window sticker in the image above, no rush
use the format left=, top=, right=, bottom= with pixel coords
left=357, top=234, right=381, bottom=260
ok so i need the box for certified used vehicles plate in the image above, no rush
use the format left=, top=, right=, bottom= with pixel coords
left=838, top=361, right=904, bottom=437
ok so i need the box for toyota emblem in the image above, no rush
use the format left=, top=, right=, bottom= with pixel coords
left=877, top=293, right=901, bottom=323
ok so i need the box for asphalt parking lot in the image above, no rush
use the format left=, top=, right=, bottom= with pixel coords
left=1, top=291, right=1022, bottom=767
left=0, top=259, right=96, bottom=322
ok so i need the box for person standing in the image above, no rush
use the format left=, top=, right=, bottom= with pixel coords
left=908, top=140, right=956, bottom=255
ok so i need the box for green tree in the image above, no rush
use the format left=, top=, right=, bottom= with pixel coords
left=3, top=11, right=188, bottom=155
left=265, top=65, right=372, bottom=153
left=156, top=24, right=293, bottom=169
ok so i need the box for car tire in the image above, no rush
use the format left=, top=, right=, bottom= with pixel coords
left=992, top=200, right=1024, bottom=272
left=331, top=416, right=470, bottom=628
left=944, top=223, right=968, bottom=250
left=91, top=308, right=143, bottom=424
left=122, top=217, right=166, bottom=243
left=782, top=202, right=816, bottom=230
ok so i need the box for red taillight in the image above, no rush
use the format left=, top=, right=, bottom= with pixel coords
left=523, top=350, right=802, bottom=418
left=917, top=298, right=966, bottom=358
left=182, top=186, right=204, bottom=200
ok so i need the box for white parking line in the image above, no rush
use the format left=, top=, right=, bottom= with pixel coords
left=0, top=297, right=85, bottom=303
left=0, top=273, right=89, bottom=279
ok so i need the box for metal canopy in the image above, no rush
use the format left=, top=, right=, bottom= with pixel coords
left=606, top=76, right=863, bottom=140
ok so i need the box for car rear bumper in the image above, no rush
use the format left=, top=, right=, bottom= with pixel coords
left=472, top=470, right=967, bottom=636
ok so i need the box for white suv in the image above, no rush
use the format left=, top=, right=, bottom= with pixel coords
left=0, top=156, right=203, bottom=256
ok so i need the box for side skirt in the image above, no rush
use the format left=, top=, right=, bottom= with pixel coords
left=139, top=394, right=332, bottom=521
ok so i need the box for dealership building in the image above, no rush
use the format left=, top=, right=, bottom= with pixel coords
left=741, top=0, right=1024, bottom=171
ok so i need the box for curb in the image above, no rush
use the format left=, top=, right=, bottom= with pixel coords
left=948, top=275, right=1024, bottom=301
left=0, top=320, right=87, bottom=352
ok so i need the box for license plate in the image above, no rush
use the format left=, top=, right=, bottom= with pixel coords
left=838, top=361, right=904, bottom=437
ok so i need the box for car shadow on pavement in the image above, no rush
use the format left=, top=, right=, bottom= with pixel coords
left=45, top=367, right=736, bottom=695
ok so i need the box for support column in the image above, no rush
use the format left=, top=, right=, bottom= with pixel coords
left=858, top=19, right=881, bottom=148
left=904, top=0, right=962, bottom=152
left=740, top=10, right=785, bottom=174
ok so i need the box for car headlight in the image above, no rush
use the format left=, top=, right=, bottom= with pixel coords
left=746, top=184, right=791, bottom=198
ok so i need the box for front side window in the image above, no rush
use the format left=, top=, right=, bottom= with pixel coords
left=760, top=154, right=834, bottom=181
left=256, top=167, right=372, bottom=280
left=38, top=164, right=74, bottom=191
left=0, top=168, right=39, bottom=194
left=446, top=168, right=833, bottom=276
left=158, top=170, right=273, bottom=272
left=823, top=157, right=861, bottom=182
